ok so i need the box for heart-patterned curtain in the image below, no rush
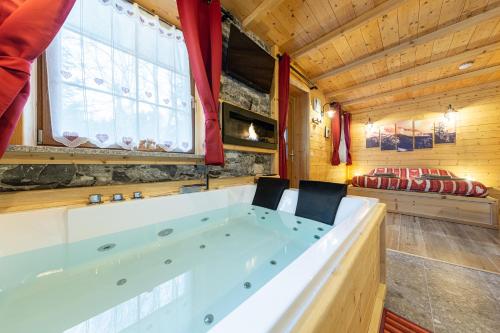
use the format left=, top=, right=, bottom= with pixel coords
left=46, top=0, right=193, bottom=152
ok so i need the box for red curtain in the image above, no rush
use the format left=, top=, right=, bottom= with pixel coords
left=177, top=0, right=224, bottom=166
left=278, top=54, right=290, bottom=179
left=331, top=103, right=341, bottom=166
left=343, top=112, right=352, bottom=165
left=0, top=0, right=75, bottom=158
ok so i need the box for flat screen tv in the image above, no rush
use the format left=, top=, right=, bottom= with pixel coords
left=226, top=25, right=275, bottom=94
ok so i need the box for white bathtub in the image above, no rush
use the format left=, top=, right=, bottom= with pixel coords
left=0, top=185, right=378, bottom=332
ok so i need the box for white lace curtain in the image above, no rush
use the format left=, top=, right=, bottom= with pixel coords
left=46, top=0, right=193, bottom=152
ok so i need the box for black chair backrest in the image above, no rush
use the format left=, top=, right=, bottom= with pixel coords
left=252, top=177, right=290, bottom=210
left=295, top=180, right=347, bottom=225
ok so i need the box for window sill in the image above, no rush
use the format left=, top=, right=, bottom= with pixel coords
left=2, top=145, right=205, bottom=165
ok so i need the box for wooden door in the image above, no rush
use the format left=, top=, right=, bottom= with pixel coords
left=287, top=95, right=296, bottom=187
left=287, top=89, right=309, bottom=188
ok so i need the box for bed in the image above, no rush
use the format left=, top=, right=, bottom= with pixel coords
left=351, top=167, right=488, bottom=197
left=349, top=167, right=498, bottom=228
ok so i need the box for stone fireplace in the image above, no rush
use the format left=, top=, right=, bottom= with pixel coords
left=221, top=102, right=277, bottom=150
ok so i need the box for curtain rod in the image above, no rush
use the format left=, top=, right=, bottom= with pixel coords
left=277, top=55, right=317, bottom=90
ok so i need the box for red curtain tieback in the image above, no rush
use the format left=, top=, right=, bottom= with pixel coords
left=0, top=56, right=31, bottom=74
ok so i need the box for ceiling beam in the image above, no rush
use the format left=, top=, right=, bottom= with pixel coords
left=313, top=4, right=500, bottom=82
left=326, top=41, right=500, bottom=98
left=290, top=0, right=404, bottom=59
left=350, top=81, right=500, bottom=114
left=242, top=0, right=284, bottom=27
left=339, top=64, right=500, bottom=108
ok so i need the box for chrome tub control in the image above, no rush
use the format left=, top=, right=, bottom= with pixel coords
left=111, top=193, right=125, bottom=202
left=88, top=194, right=103, bottom=205
left=132, top=191, right=144, bottom=199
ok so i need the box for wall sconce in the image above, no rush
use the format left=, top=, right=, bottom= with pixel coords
left=325, top=103, right=336, bottom=119
left=312, top=102, right=336, bottom=125
left=444, top=104, right=458, bottom=120
left=365, top=117, right=374, bottom=130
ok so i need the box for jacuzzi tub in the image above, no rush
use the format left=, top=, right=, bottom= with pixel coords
left=0, top=185, right=379, bottom=333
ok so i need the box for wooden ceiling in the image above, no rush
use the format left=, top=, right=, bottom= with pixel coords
left=139, top=0, right=500, bottom=111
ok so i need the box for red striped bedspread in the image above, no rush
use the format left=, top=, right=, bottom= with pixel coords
left=351, top=168, right=488, bottom=197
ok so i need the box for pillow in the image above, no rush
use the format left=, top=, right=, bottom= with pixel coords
left=295, top=180, right=347, bottom=225
left=252, top=177, right=290, bottom=210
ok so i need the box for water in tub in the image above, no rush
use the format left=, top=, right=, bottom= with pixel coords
left=0, top=203, right=332, bottom=333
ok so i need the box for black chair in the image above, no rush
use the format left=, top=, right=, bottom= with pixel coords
left=295, top=180, right=347, bottom=225
left=252, top=177, right=290, bottom=210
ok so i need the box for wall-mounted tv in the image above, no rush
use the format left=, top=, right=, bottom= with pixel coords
left=226, top=25, right=276, bottom=94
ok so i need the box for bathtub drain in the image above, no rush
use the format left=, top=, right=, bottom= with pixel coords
left=158, top=228, right=173, bottom=237
left=97, top=243, right=116, bottom=252
left=204, top=314, right=214, bottom=325
left=116, top=278, right=127, bottom=286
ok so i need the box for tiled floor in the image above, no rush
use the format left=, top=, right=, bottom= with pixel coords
left=386, top=213, right=500, bottom=273
left=385, top=250, right=500, bottom=333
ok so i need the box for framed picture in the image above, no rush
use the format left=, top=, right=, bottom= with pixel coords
left=365, top=125, right=380, bottom=148
left=381, top=124, right=397, bottom=151
left=312, top=98, right=321, bottom=115
left=435, top=117, right=456, bottom=144
left=414, top=119, right=434, bottom=149
left=396, top=120, right=414, bottom=152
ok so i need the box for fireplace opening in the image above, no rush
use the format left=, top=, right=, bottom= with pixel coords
left=222, top=102, right=277, bottom=149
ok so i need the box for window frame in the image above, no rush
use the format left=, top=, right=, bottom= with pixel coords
left=37, top=14, right=197, bottom=155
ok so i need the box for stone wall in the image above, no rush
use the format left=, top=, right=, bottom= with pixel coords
left=2, top=12, right=274, bottom=192
left=0, top=151, right=272, bottom=192
left=220, top=19, right=272, bottom=117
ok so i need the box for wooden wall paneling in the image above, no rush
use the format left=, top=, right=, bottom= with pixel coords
left=220, top=0, right=264, bottom=21
left=308, top=89, right=347, bottom=183
left=348, top=187, right=499, bottom=228
left=329, top=0, right=357, bottom=26
left=291, top=204, right=386, bottom=333
left=437, top=0, right=467, bottom=28
left=312, top=5, right=500, bottom=82
left=9, top=118, right=23, bottom=146
left=339, top=64, right=500, bottom=108
left=378, top=6, right=400, bottom=49
left=242, top=0, right=285, bottom=27
left=305, top=0, right=341, bottom=34
left=360, top=17, right=385, bottom=54
left=348, top=85, right=500, bottom=188
left=461, top=0, right=491, bottom=19
left=417, top=0, right=444, bottom=36
left=291, top=0, right=404, bottom=58
left=328, top=41, right=500, bottom=98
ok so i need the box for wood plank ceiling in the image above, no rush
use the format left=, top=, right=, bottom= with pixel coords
left=140, top=0, right=500, bottom=111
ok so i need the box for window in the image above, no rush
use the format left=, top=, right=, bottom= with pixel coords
left=45, top=0, right=193, bottom=153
